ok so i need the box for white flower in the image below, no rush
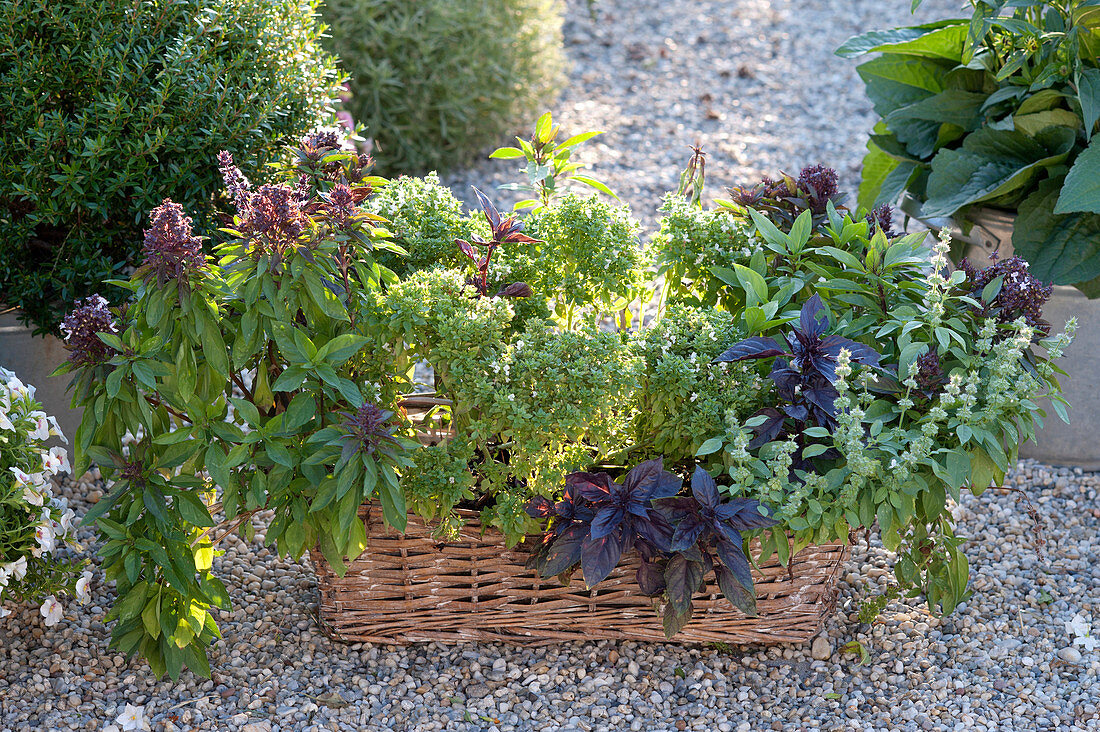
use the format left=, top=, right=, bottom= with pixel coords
left=0, top=606, right=10, bottom=619
left=22, top=485, right=45, bottom=507
left=6, top=556, right=28, bottom=581
left=35, top=523, right=56, bottom=554
left=0, top=566, right=9, bottom=588
left=0, top=411, right=13, bottom=432
left=59, top=508, right=77, bottom=535
left=39, top=595, right=63, bottom=626
left=43, top=447, right=71, bottom=476
left=47, top=415, right=67, bottom=443
left=10, top=466, right=35, bottom=487
left=1078, top=635, right=1100, bottom=653
left=28, top=411, right=50, bottom=442
left=116, top=703, right=148, bottom=731
left=1066, top=613, right=1091, bottom=638
left=76, top=570, right=93, bottom=604
left=6, top=376, right=32, bottom=401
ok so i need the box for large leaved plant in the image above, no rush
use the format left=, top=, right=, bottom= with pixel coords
left=839, top=0, right=1100, bottom=294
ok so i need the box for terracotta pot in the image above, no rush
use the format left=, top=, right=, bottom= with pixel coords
left=0, top=311, right=82, bottom=445
left=901, top=195, right=1100, bottom=468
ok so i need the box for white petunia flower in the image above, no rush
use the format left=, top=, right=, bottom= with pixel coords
left=0, top=606, right=10, bottom=619
left=0, top=411, right=13, bottom=432
left=7, top=556, right=27, bottom=581
left=28, top=411, right=50, bottom=441
left=47, top=415, right=66, bottom=443
left=59, top=508, right=77, bottom=535
left=39, top=595, right=63, bottom=626
left=22, top=486, right=45, bottom=507
left=35, top=523, right=56, bottom=554
left=43, top=447, right=71, bottom=476
left=1078, top=635, right=1100, bottom=652
left=116, top=703, right=148, bottom=731
left=76, top=570, right=93, bottom=604
left=1066, top=613, right=1090, bottom=638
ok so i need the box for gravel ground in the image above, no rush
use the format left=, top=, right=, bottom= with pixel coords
left=3, top=461, right=1098, bottom=731
left=7, top=1, right=1100, bottom=731
left=445, top=0, right=961, bottom=222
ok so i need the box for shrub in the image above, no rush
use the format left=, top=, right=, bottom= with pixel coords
left=0, top=0, right=343, bottom=333
left=321, top=0, right=565, bottom=174
left=523, top=193, right=649, bottom=322
left=631, top=305, right=764, bottom=464
left=364, top=173, right=478, bottom=277
left=0, top=367, right=88, bottom=624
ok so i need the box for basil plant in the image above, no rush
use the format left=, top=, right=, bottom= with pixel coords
left=54, top=132, right=416, bottom=678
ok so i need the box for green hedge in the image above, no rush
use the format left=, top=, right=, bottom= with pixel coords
left=322, top=0, right=565, bottom=174
left=0, top=0, right=343, bottom=333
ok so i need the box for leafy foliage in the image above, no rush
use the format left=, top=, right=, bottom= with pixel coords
left=364, top=173, right=478, bottom=276
left=491, top=112, right=617, bottom=211
left=0, top=369, right=87, bottom=614
left=715, top=295, right=882, bottom=459
left=526, top=462, right=777, bottom=635
left=674, top=195, right=1073, bottom=616
left=321, top=0, right=565, bottom=174
left=523, top=193, right=649, bottom=326
left=840, top=0, right=1100, bottom=294
left=0, top=0, right=343, bottom=333
left=56, top=139, right=416, bottom=679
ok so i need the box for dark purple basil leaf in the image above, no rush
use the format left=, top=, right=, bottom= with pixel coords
left=715, top=499, right=779, bottom=530
left=656, top=498, right=695, bottom=528
left=622, top=458, right=665, bottom=500
left=525, top=496, right=554, bottom=519
left=669, top=515, right=706, bottom=552
left=540, top=523, right=587, bottom=577
left=662, top=600, right=694, bottom=638
left=802, top=386, right=839, bottom=417
left=818, top=335, right=882, bottom=368
left=715, top=565, right=758, bottom=616
left=636, top=511, right=675, bottom=551
left=652, top=470, right=682, bottom=500
left=471, top=186, right=501, bottom=230
left=637, top=558, right=667, bottom=596
left=524, top=539, right=551, bottom=571
left=590, top=506, right=625, bottom=540
left=700, top=546, right=714, bottom=576
left=567, top=472, right=613, bottom=502
left=783, top=403, right=809, bottom=421
left=768, top=360, right=800, bottom=399
left=690, top=466, right=720, bottom=509
left=626, top=499, right=650, bottom=518
left=715, top=523, right=743, bottom=547
left=495, top=282, right=533, bottom=298
left=714, top=538, right=754, bottom=593
left=456, top=239, right=478, bottom=262
left=580, top=529, right=626, bottom=588
left=713, top=337, right=786, bottom=363
left=799, top=294, right=828, bottom=338
left=747, top=410, right=786, bottom=450
left=664, top=554, right=705, bottom=613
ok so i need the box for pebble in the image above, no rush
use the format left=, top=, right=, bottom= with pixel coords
left=1059, top=647, right=1083, bottom=664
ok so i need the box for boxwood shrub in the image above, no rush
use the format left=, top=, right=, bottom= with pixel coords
left=0, top=0, right=343, bottom=333
left=321, top=0, right=565, bottom=174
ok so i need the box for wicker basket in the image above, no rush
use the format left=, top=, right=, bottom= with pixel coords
left=311, top=504, right=849, bottom=646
